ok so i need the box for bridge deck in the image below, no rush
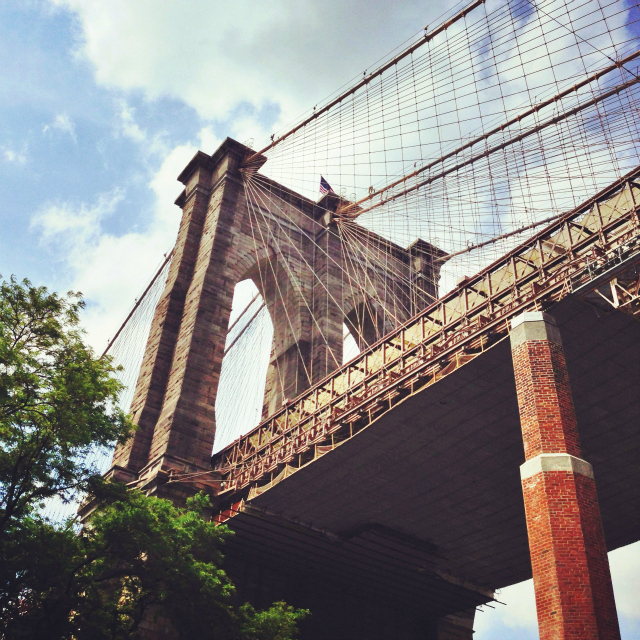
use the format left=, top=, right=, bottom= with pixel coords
left=211, top=169, right=640, bottom=614
left=218, top=293, right=640, bottom=612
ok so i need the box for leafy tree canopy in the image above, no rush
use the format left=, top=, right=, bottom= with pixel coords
left=0, top=277, right=308, bottom=640
left=3, top=485, right=308, bottom=640
left=0, top=275, right=132, bottom=530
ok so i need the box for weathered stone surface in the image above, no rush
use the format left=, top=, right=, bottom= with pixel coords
left=110, top=137, right=445, bottom=501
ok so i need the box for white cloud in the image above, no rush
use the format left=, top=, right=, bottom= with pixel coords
left=149, top=138, right=208, bottom=227
left=117, top=100, right=146, bottom=144
left=43, top=113, right=77, bottom=142
left=2, top=144, right=28, bottom=165
left=113, top=99, right=170, bottom=158
left=474, top=579, right=537, bottom=637
left=48, top=0, right=456, bottom=137
left=610, top=541, right=640, bottom=620
left=33, top=188, right=124, bottom=244
left=198, top=125, right=221, bottom=154
left=29, top=129, right=219, bottom=352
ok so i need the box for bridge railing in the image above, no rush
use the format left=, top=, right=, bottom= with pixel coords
left=212, top=166, right=640, bottom=506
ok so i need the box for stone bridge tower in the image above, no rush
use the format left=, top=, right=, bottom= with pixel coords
left=106, top=138, right=446, bottom=500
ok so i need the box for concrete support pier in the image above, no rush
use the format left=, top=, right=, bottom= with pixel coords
left=510, top=311, right=620, bottom=640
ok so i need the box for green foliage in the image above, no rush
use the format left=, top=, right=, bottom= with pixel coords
left=0, top=278, right=308, bottom=639
left=239, top=602, right=309, bottom=640
left=0, top=275, right=133, bottom=530
left=1, top=486, right=236, bottom=639
left=1, top=488, right=307, bottom=640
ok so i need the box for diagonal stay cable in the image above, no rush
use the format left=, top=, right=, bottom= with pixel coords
left=242, top=176, right=306, bottom=395
left=335, top=221, right=394, bottom=345
left=245, top=175, right=347, bottom=371
left=244, top=176, right=343, bottom=372
left=338, top=221, right=412, bottom=325
left=101, top=249, right=173, bottom=358
left=248, top=172, right=414, bottom=320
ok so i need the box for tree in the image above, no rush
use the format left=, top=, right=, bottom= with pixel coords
left=0, top=277, right=308, bottom=639
left=0, top=275, right=132, bottom=530
left=2, top=483, right=308, bottom=640
left=239, top=602, right=310, bottom=640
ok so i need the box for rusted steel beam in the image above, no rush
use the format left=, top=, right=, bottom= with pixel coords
left=338, top=50, right=640, bottom=220
left=245, top=0, right=486, bottom=163
left=578, top=247, right=640, bottom=316
left=212, top=166, right=640, bottom=504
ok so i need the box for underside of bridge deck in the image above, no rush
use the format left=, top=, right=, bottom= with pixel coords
left=219, top=293, right=640, bottom=634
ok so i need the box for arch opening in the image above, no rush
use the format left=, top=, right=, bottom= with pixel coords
left=343, top=323, right=360, bottom=364
left=213, top=279, right=273, bottom=453
left=344, top=300, right=386, bottom=352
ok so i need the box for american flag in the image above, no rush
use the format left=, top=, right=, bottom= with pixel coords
left=319, top=176, right=334, bottom=195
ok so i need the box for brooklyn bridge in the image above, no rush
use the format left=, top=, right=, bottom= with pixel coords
left=94, top=0, right=640, bottom=637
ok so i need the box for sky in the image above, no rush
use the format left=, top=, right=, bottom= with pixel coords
left=0, top=0, right=638, bottom=636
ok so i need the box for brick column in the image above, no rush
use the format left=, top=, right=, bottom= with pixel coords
left=510, top=311, right=620, bottom=640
